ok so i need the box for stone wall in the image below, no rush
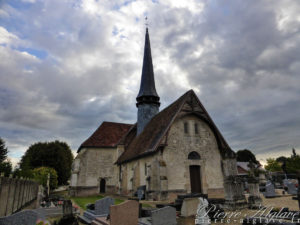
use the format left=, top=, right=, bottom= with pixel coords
left=163, top=114, right=225, bottom=197
left=119, top=114, right=226, bottom=200
left=0, top=177, right=38, bottom=217
left=70, top=147, right=119, bottom=196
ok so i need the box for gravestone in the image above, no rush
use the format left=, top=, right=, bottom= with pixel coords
left=78, top=197, right=114, bottom=224
left=263, top=181, right=276, bottom=198
left=195, top=197, right=210, bottom=225
left=0, top=210, right=39, bottom=225
left=94, top=197, right=114, bottom=215
left=137, top=189, right=144, bottom=200
left=110, top=200, right=139, bottom=225
left=63, top=200, right=73, bottom=217
left=151, top=206, right=176, bottom=225
left=248, top=177, right=262, bottom=208
left=286, top=182, right=297, bottom=195
left=223, top=175, right=247, bottom=209
left=181, top=197, right=199, bottom=217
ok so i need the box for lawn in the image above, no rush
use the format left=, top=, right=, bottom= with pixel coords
left=71, top=195, right=124, bottom=210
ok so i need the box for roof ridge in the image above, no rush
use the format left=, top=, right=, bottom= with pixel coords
left=102, top=121, right=133, bottom=126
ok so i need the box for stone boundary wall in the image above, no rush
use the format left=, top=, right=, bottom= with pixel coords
left=0, top=177, right=39, bottom=217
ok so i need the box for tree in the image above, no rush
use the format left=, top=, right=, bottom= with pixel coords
left=236, top=149, right=259, bottom=164
left=0, top=161, right=12, bottom=177
left=33, top=167, right=58, bottom=190
left=265, top=158, right=282, bottom=172
left=0, top=137, right=12, bottom=176
left=276, top=156, right=287, bottom=164
left=20, top=140, right=74, bottom=185
left=0, top=137, right=8, bottom=163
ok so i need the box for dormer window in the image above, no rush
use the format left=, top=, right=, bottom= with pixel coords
left=184, top=122, right=189, bottom=134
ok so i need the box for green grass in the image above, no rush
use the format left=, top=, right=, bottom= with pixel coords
left=71, top=195, right=125, bottom=210
left=141, top=203, right=154, bottom=208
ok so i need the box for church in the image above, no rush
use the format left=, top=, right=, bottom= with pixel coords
left=69, top=28, right=239, bottom=201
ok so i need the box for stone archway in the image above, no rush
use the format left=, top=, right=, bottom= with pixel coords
left=100, top=178, right=106, bottom=193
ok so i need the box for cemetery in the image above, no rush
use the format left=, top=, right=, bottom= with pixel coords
left=1, top=165, right=299, bottom=225
left=1, top=1, right=300, bottom=225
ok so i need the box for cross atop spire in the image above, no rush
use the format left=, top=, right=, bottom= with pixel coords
left=145, top=16, right=149, bottom=28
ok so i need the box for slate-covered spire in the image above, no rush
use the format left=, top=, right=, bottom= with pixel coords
left=136, top=28, right=160, bottom=135
left=136, top=28, right=160, bottom=105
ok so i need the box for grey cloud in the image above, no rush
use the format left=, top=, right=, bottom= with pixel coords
left=0, top=0, right=299, bottom=161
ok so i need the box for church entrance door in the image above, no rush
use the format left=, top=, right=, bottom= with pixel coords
left=189, top=165, right=202, bottom=193
left=100, top=178, right=106, bottom=193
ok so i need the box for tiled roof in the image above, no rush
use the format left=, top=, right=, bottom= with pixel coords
left=117, top=90, right=234, bottom=164
left=78, top=122, right=133, bottom=152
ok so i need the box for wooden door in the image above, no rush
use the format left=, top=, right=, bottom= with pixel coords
left=189, top=165, right=202, bottom=193
left=100, top=179, right=106, bottom=193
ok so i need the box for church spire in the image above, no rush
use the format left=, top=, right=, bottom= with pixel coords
left=136, top=28, right=160, bottom=135
left=136, top=28, right=160, bottom=103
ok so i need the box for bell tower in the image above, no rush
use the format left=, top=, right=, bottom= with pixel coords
left=136, top=28, right=160, bottom=135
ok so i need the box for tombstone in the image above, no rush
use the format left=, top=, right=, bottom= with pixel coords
left=0, top=210, right=39, bottom=225
left=180, top=197, right=199, bottom=217
left=223, top=175, right=247, bottom=209
left=63, top=200, right=73, bottom=217
left=149, top=206, right=176, bottom=225
left=195, top=197, right=210, bottom=225
left=286, top=182, right=297, bottom=195
left=137, top=189, right=144, bottom=200
left=283, top=179, right=289, bottom=187
left=263, top=181, right=276, bottom=198
left=94, top=197, right=114, bottom=215
left=110, top=200, right=139, bottom=225
left=283, top=179, right=297, bottom=194
left=247, top=177, right=262, bottom=208
left=78, top=197, right=115, bottom=224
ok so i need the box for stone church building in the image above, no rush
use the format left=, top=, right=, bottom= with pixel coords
left=70, top=28, right=239, bottom=201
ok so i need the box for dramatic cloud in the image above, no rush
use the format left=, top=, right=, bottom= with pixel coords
left=0, top=0, right=299, bottom=165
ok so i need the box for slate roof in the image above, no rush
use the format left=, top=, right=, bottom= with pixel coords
left=137, top=28, right=159, bottom=99
left=77, top=122, right=133, bottom=152
left=116, top=90, right=235, bottom=164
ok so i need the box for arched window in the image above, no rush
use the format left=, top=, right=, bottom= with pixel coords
left=184, top=122, right=189, bottom=134
left=194, top=123, right=199, bottom=134
left=188, top=151, right=200, bottom=160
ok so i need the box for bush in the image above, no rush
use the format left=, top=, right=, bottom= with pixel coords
left=33, top=167, right=58, bottom=190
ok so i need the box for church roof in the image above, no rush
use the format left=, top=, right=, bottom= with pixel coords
left=117, top=90, right=235, bottom=164
left=77, top=122, right=133, bottom=152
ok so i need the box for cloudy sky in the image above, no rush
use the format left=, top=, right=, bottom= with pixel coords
left=1, top=0, right=300, bottom=166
